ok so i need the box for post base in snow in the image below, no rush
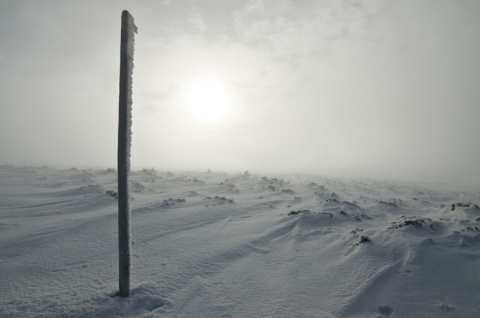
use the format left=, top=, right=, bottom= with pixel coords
left=119, top=288, right=130, bottom=298
left=109, top=290, right=126, bottom=298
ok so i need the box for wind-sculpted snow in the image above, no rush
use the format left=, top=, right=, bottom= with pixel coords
left=1, top=166, right=479, bottom=317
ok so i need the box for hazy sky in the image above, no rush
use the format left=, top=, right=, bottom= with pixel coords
left=1, top=0, right=479, bottom=187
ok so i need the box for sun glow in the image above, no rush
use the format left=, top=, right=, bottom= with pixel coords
left=184, top=75, right=232, bottom=123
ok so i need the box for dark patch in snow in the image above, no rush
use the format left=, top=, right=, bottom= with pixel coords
left=288, top=209, right=311, bottom=215
left=342, top=200, right=361, bottom=209
left=377, top=305, right=394, bottom=316
left=354, top=213, right=371, bottom=221
left=161, top=198, right=186, bottom=207
left=205, top=196, right=235, bottom=205
left=106, top=190, right=118, bottom=198
left=378, top=200, right=399, bottom=208
left=389, top=217, right=425, bottom=229
left=358, top=235, right=371, bottom=244
left=461, top=226, right=480, bottom=233
left=338, top=210, right=370, bottom=221
left=389, top=217, right=445, bottom=233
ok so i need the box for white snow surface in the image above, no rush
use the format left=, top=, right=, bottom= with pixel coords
left=1, top=165, right=480, bottom=317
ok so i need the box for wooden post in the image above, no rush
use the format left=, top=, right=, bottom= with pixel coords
left=118, top=10, right=137, bottom=298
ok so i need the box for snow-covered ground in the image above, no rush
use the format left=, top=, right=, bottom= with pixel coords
left=1, top=165, right=479, bottom=317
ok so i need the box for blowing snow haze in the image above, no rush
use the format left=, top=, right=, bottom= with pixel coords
left=0, top=0, right=479, bottom=187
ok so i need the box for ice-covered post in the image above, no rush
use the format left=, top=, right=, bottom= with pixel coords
left=118, top=10, right=137, bottom=298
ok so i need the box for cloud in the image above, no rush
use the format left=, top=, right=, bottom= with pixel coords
left=189, top=10, right=208, bottom=31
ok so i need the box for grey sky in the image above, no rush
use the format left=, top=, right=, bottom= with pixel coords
left=1, top=0, right=479, bottom=187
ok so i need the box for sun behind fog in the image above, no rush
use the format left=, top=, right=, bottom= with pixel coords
left=184, top=75, right=231, bottom=123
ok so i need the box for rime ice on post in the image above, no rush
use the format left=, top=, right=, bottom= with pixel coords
left=118, top=10, right=137, bottom=298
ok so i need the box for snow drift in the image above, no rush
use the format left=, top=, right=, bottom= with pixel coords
left=1, top=165, right=479, bottom=317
